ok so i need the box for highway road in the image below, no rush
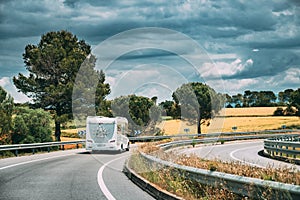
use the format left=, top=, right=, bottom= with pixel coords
left=176, top=139, right=300, bottom=171
left=0, top=149, right=154, bottom=200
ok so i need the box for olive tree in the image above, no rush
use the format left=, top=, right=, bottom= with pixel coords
left=173, top=82, right=224, bottom=134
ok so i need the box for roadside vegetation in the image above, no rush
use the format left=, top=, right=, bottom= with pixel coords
left=128, top=142, right=300, bottom=199
left=139, top=142, right=300, bottom=184
left=130, top=153, right=246, bottom=200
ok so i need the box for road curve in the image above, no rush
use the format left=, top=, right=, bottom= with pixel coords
left=0, top=149, right=154, bottom=200
left=176, top=139, right=300, bottom=171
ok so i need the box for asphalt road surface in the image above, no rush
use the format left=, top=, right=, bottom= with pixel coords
left=175, top=139, right=300, bottom=171
left=0, top=149, right=155, bottom=200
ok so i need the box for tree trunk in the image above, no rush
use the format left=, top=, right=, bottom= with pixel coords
left=197, top=109, right=201, bottom=136
left=55, top=121, right=61, bottom=141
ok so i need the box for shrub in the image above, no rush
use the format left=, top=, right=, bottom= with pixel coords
left=11, top=107, right=53, bottom=144
left=208, top=163, right=217, bottom=171
left=273, top=107, right=284, bottom=116
left=284, top=106, right=296, bottom=116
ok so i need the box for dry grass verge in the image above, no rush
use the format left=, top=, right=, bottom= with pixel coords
left=128, top=142, right=300, bottom=199
left=129, top=153, right=245, bottom=200
left=139, top=142, right=299, bottom=184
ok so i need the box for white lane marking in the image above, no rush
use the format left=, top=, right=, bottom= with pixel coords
left=97, top=155, right=129, bottom=200
left=178, top=141, right=263, bottom=157
left=0, top=152, right=78, bottom=170
left=229, top=145, right=265, bottom=168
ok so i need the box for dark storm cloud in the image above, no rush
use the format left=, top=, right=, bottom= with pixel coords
left=0, top=0, right=299, bottom=101
left=222, top=49, right=299, bottom=80
left=117, top=49, right=175, bottom=61
left=63, top=0, right=122, bottom=8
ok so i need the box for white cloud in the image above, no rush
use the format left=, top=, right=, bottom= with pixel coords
left=135, top=84, right=174, bottom=103
left=217, top=67, right=300, bottom=95
left=107, top=63, right=188, bottom=100
left=208, top=53, right=237, bottom=60
left=105, top=76, right=117, bottom=88
left=272, top=9, right=293, bottom=17
left=285, top=68, right=300, bottom=83
left=266, top=67, right=300, bottom=88
left=200, top=58, right=253, bottom=78
left=0, top=77, right=10, bottom=87
left=0, top=77, right=31, bottom=103
left=210, top=78, right=259, bottom=95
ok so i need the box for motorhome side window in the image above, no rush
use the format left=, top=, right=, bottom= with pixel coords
left=117, top=124, right=122, bottom=134
left=125, top=124, right=128, bottom=134
left=121, top=124, right=125, bottom=135
left=118, top=124, right=126, bottom=135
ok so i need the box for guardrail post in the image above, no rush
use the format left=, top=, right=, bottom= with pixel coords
left=32, top=148, right=35, bottom=155
left=264, top=134, right=300, bottom=163
left=279, top=145, right=282, bottom=156
left=76, top=144, right=79, bottom=149
left=15, top=149, right=18, bottom=157
left=47, top=147, right=50, bottom=153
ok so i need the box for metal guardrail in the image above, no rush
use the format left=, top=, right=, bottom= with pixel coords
left=264, top=134, right=300, bottom=162
left=1, top=129, right=298, bottom=156
left=158, top=133, right=300, bottom=151
left=128, top=129, right=299, bottom=142
left=140, top=152, right=300, bottom=199
left=132, top=133, right=300, bottom=199
left=0, top=140, right=85, bottom=156
left=123, top=160, right=183, bottom=200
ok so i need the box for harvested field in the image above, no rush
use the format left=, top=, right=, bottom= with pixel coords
left=222, top=107, right=282, bottom=116
left=156, top=107, right=300, bottom=135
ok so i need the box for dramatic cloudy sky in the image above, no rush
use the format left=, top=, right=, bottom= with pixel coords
left=0, top=0, right=299, bottom=103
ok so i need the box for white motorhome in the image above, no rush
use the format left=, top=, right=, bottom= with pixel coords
left=86, top=116, right=130, bottom=151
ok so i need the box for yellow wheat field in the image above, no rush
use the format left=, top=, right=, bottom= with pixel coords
left=157, top=107, right=299, bottom=135
left=221, top=107, right=283, bottom=116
